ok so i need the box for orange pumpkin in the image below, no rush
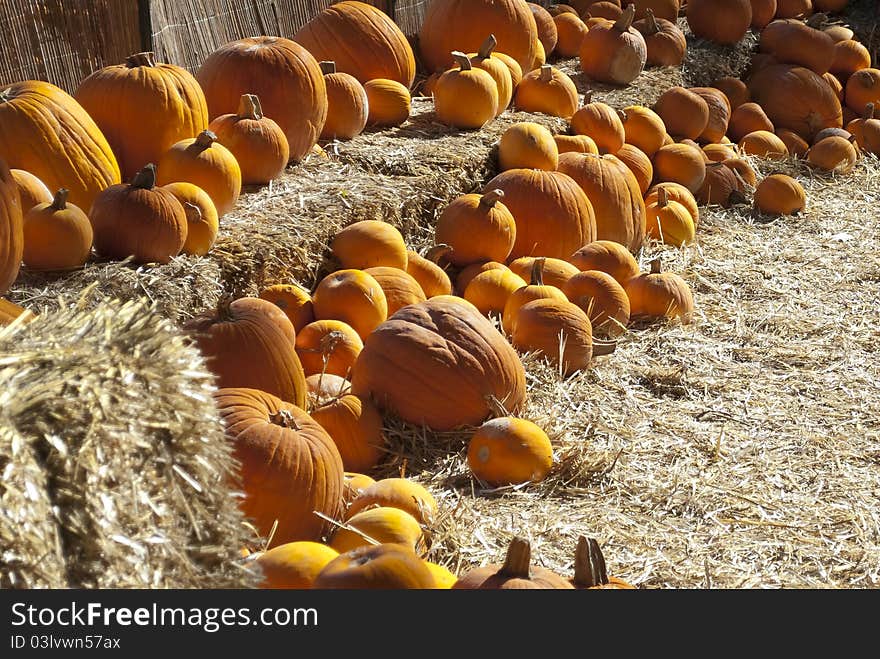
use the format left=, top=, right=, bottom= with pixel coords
left=806, top=134, right=858, bottom=173
left=331, top=220, right=408, bottom=270
left=434, top=52, right=499, bottom=129
left=466, top=37, right=524, bottom=89
left=759, top=18, right=836, bottom=76
left=425, top=561, right=458, bottom=589
left=21, top=188, right=93, bottom=271
left=750, top=0, right=777, bottom=30
left=775, top=128, right=811, bottom=157
left=456, top=260, right=510, bottom=295
left=624, top=257, right=695, bottom=323
left=343, top=472, right=377, bottom=506
left=0, top=297, right=32, bottom=326
left=464, top=267, right=528, bottom=317
left=255, top=541, right=339, bottom=589
left=405, top=249, right=453, bottom=298
left=295, top=319, right=363, bottom=378
left=645, top=186, right=696, bottom=246
left=615, top=143, right=654, bottom=195
left=314, top=543, right=435, bottom=589
left=728, top=102, right=775, bottom=143
left=498, top=122, right=559, bottom=171
left=570, top=93, right=627, bottom=154
left=364, top=79, right=412, bottom=127
left=686, top=0, right=752, bottom=45
left=311, top=394, right=385, bottom=474
left=530, top=2, right=560, bottom=55
left=634, top=8, right=687, bottom=67
left=306, top=373, right=352, bottom=409
left=507, top=256, right=580, bottom=289
left=620, top=105, right=667, bottom=156
left=712, top=76, right=750, bottom=110
left=259, top=283, right=314, bottom=333
left=772, top=0, right=814, bottom=19
left=554, top=134, right=600, bottom=155
left=690, top=86, right=732, bottom=144
left=654, top=86, right=710, bottom=141
left=468, top=35, right=515, bottom=115
left=312, top=268, right=389, bottom=341
left=579, top=5, right=647, bottom=85
left=319, top=61, right=369, bottom=141
left=0, top=157, right=24, bottom=293
left=563, top=269, right=631, bottom=336
left=330, top=506, right=425, bottom=554
left=847, top=104, right=880, bottom=156
left=501, top=257, right=570, bottom=335
left=514, top=65, right=579, bottom=119
left=10, top=169, right=51, bottom=213
left=738, top=130, right=789, bottom=158
left=645, top=182, right=700, bottom=226
left=652, top=143, right=707, bottom=193
left=363, top=266, right=428, bottom=315
left=346, top=477, right=438, bottom=525
left=553, top=12, right=590, bottom=58
left=844, top=68, right=880, bottom=116
left=696, top=161, right=742, bottom=207
left=452, top=537, right=574, bottom=589
left=753, top=173, right=807, bottom=215
left=161, top=181, right=219, bottom=257
left=467, top=417, right=554, bottom=486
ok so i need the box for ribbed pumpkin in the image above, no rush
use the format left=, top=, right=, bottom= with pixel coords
left=619, top=105, right=667, bottom=156
left=653, top=87, right=710, bottom=141
left=310, top=394, right=384, bottom=473
left=776, top=128, right=811, bottom=157
left=196, top=36, right=327, bottom=163
left=464, top=268, right=528, bottom=317
left=615, top=143, right=654, bottom=195
left=806, top=134, right=858, bottom=173
left=456, top=261, right=510, bottom=295
left=844, top=68, right=880, bottom=116
left=570, top=536, right=637, bottom=589
left=580, top=5, right=647, bottom=85
left=295, top=319, right=363, bottom=378
left=254, top=541, right=339, bottom=589
left=738, top=130, right=789, bottom=158
left=553, top=11, right=590, bottom=57
left=759, top=18, right=835, bottom=76
left=624, top=257, right=694, bottom=323
left=156, top=130, right=241, bottom=216
left=529, top=3, right=560, bottom=55
left=363, top=266, right=428, bottom=315
left=10, top=169, right=51, bottom=213
left=634, top=9, right=687, bottom=67
left=185, top=296, right=308, bottom=406
left=557, top=152, right=646, bottom=253
left=754, top=173, right=806, bottom=215
left=514, top=65, right=579, bottom=119
left=436, top=190, right=516, bottom=267
left=306, top=373, right=352, bottom=409
left=293, top=2, right=416, bottom=87
left=208, top=94, right=289, bottom=185
left=259, top=283, right=314, bottom=333
left=696, top=161, right=742, bottom=206
left=847, top=104, right=880, bottom=156
left=0, top=81, right=120, bottom=212
left=568, top=239, right=640, bottom=285
left=554, top=134, right=600, bottom=155
left=645, top=182, right=700, bottom=226
left=774, top=0, right=814, bottom=18
left=467, top=39, right=524, bottom=89
left=161, top=181, right=219, bottom=257
left=75, top=51, right=209, bottom=182
left=501, top=258, right=570, bottom=335
left=318, top=61, right=369, bottom=141
left=468, top=35, right=515, bottom=115
left=364, top=78, right=412, bottom=127
left=331, top=506, right=425, bottom=554
left=467, top=417, right=554, bottom=486
left=214, top=387, right=344, bottom=547
left=690, top=86, right=731, bottom=144
left=712, top=76, right=750, bottom=110
left=346, top=477, right=438, bottom=525
left=418, top=0, right=539, bottom=74
left=507, top=256, right=580, bottom=289
left=728, top=102, right=775, bottom=143
left=312, top=269, right=389, bottom=341
left=0, top=157, right=23, bottom=293
left=332, top=219, right=408, bottom=270
left=21, top=189, right=92, bottom=271
left=434, top=52, right=499, bottom=129
left=685, top=0, right=752, bottom=45
left=563, top=269, right=630, bottom=336
left=343, top=472, right=376, bottom=505
left=453, top=536, right=574, bottom=589
left=314, top=543, right=435, bottom=589
left=89, top=163, right=187, bottom=264
left=571, top=93, right=627, bottom=154
left=483, top=168, right=596, bottom=260
left=652, top=143, right=707, bottom=193
left=645, top=186, right=696, bottom=246
left=499, top=122, right=559, bottom=171
left=350, top=297, right=527, bottom=431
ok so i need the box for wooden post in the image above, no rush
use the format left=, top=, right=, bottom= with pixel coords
left=137, top=0, right=153, bottom=53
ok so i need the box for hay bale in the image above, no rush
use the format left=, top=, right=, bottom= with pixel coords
left=0, top=296, right=260, bottom=588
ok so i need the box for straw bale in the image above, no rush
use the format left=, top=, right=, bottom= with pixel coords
left=0, top=295, right=260, bottom=588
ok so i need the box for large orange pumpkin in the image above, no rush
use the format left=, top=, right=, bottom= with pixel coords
left=351, top=297, right=527, bottom=431
left=0, top=157, right=23, bottom=293
left=75, top=51, right=209, bottom=181
left=0, top=81, right=120, bottom=211
left=214, top=387, right=344, bottom=547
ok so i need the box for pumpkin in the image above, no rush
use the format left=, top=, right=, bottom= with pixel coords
left=314, top=543, right=435, bottom=589
left=293, top=1, right=416, bottom=87
left=343, top=472, right=377, bottom=506
left=406, top=248, right=454, bottom=298
left=645, top=186, right=696, bottom=246
left=456, top=261, right=510, bottom=295
left=216, top=388, right=343, bottom=548
left=483, top=169, right=596, bottom=260
left=425, top=562, right=458, bottom=589
left=0, top=81, right=120, bottom=212
left=306, top=373, right=352, bottom=409
left=553, top=11, right=590, bottom=58
left=530, top=3, right=560, bottom=55
left=331, top=506, right=425, bottom=554
left=295, top=319, right=363, bottom=378
left=750, top=0, right=778, bottom=29
left=634, top=10, right=687, bottom=67
left=554, top=134, right=600, bottom=154
left=759, top=18, right=835, bottom=76
left=467, top=417, right=554, bottom=486
left=845, top=68, right=880, bottom=116
left=619, top=105, right=667, bottom=156
left=499, top=122, right=560, bottom=171
left=824, top=72, right=845, bottom=104
left=436, top=190, right=516, bottom=267
left=514, top=65, right=579, bottom=119
left=196, top=36, right=326, bottom=163
left=311, top=394, right=384, bottom=473
left=346, top=477, right=438, bottom=525
left=156, top=130, right=241, bottom=216
left=467, top=37, right=524, bottom=89
left=363, top=266, right=428, bottom=315
left=712, top=76, right=750, bottom=110
left=254, top=541, right=339, bottom=589
left=434, top=52, right=499, bottom=129
left=847, top=104, right=880, bottom=156
left=580, top=5, right=647, bottom=85
left=21, top=188, right=92, bottom=271
left=557, top=152, right=646, bottom=252
left=318, top=61, right=369, bottom=141
left=652, top=143, right=707, bottom=193
left=569, top=239, right=641, bottom=284
left=586, top=1, right=624, bottom=19
left=738, top=129, right=789, bottom=158
left=774, top=0, right=814, bottom=18
left=646, top=181, right=701, bottom=225
left=776, top=128, right=811, bottom=157
left=685, top=0, right=752, bottom=45
left=161, top=181, right=219, bottom=257
left=695, top=161, right=742, bottom=206
left=812, top=127, right=852, bottom=144
left=464, top=268, right=528, bottom=317
left=501, top=257, right=570, bottom=335
left=823, top=24, right=854, bottom=43
left=208, top=94, right=289, bottom=185
left=89, top=163, right=187, bottom=264
left=627, top=0, right=680, bottom=21
left=0, top=157, right=23, bottom=293
left=507, top=256, right=580, bottom=289
left=350, top=297, right=527, bottom=431
left=468, top=36, right=515, bottom=115
left=10, top=169, right=51, bottom=213
left=418, top=0, right=539, bottom=74
left=312, top=268, right=389, bottom=341
left=728, top=102, right=775, bottom=143
left=690, top=86, right=731, bottom=144
left=259, top=283, right=314, bottom=333
left=748, top=64, right=843, bottom=141
left=0, top=297, right=32, bottom=326
left=806, top=134, right=858, bottom=173
left=702, top=142, right=738, bottom=162
left=615, top=143, right=654, bottom=195
left=570, top=536, right=636, bottom=589
left=753, top=173, right=806, bottom=215
left=452, top=537, right=574, bottom=589
left=332, top=219, right=408, bottom=271
left=364, top=78, right=412, bottom=127
left=624, top=256, right=694, bottom=322
left=724, top=157, right=758, bottom=191
left=531, top=39, right=547, bottom=76
left=75, top=51, right=209, bottom=182
left=563, top=268, right=631, bottom=335
left=653, top=87, right=710, bottom=141
left=571, top=93, right=627, bottom=154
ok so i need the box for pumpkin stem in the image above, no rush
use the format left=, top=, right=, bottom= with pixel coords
left=50, top=188, right=69, bottom=211
left=130, top=163, right=157, bottom=190
left=237, top=93, right=263, bottom=120
left=194, top=130, right=218, bottom=151
left=582, top=89, right=593, bottom=106
left=864, top=103, right=875, bottom=120
left=499, top=537, right=532, bottom=580
left=657, top=186, right=669, bottom=208
left=452, top=51, right=472, bottom=71
left=125, top=51, right=156, bottom=68
left=425, top=243, right=453, bottom=266
left=0, top=87, right=11, bottom=103
left=649, top=257, right=662, bottom=275
left=319, top=60, right=337, bottom=75
left=614, top=4, right=636, bottom=32
left=617, top=108, right=628, bottom=123
left=269, top=408, right=300, bottom=430
left=529, top=257, right=546, bottom=286
left=806, top=12, right=828, bottom=29
left=573, top=536, right=610, bottom=587
left=592, top=338, right=617, bottom=356
left=479, top=189, right=505, bottom=207
left=644, top=8, right=661, bottom=35
left=216, top=295, right=235, bottom=321
left=485, top=394, right=511, bottom=418
left=477, top=34, right=498, bottom=59
left=539, top=65, right=553, bottom=83
left=319, top=330, right=345, bottom=357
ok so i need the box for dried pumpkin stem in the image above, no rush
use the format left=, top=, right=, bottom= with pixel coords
left=582, top=89, right=593, bottom=106
left=479, top=189, right=505, bottom=207
left=539, top=64, right=553, bottom=83
left=529, top=257, right=546, bottom=286
left=614, top=4, right=636, bottom=32
left=477, top=34, right=498, bottom=59
left=452, top=51, right=472, bottom=71
left=125, top=51, right=156, bottom=68
left=864, top=103, right=875, bottom=120
left=424, top=243, right=452, bottom=265
left=50, top=188, right=69, bottom=211
left=269, top=409, right=300, bottom=430
left=0, top=87, right=11, bottom=103
left=644, top=8, right=661, bottom=35
left=130, top=163, right=157, bottom=190
left=485, top=394, right=511, bottom=418
left=573, top=536, right=610, bottom=587
left=194, top=130, right=218, bottom=150
left=499, top=537, right=532, bottom=579
left=649, top=256, right=662, bottom=275
left=319, top=60, right=337, bottom=75
left=237, top=93, right=263, bottom=120
left=658, top=186, right=669, bottom=208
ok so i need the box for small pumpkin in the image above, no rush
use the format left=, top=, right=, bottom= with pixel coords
left=319, top=61, right=369, bottom=141
left=161, top=181, right=219, bottom=257
left=255, top=541, right=339, bottom=589
left=579, top=5, right=647, bottom=85
left=645, top=181, right=700, bottom=226
left=435, top=190, right=516, bottom=267
left=844, top=68, right=880, bottom=116
left=626, top=0, right=681, bottom=22
left=570, top=92, right=627, bottom=154
left=468, top=35, right=515, bottom=115
left=295, top=319, right=363, bottom=378
left=259, top=283, right=314, bottom=333
left=363, top=266, right=428, bottom=315
left=501, top=257, right=570, bottom=335
left=467, top=417, right=554, bottom=486
left=728, top=102, right=775, bottom=143
left=10, top=169, right=51, bottom=213
left=847, top=103, right=880, bottom=156
left=685, top=0, right=753, bottom=45
left=651, top=143, right=707, bottom=193
left=346, top=477, right=438, bottom=526
left=695, top=161, right=742, bottom=207
left=331, top=219, right=408, bottom=271
left=466, top=37, right=524, bottom=89
left=313, top=543, right=435, bottom=589
left=805, top=134, right=858, bottom=173
left=456, top=261, right=509, bottom=295
left=633, top=8, right=687, bottom=67
left=554, top=133, right=600, bottom=155
left=653, top=86, right=710, bottom=141
left=21, top=188, right=92, bottom=271
left=615, top=143, right=654, bottom=195
left=434, top=52, right=498, bottom=129
left=530, top=3, right=560, bottom=56
left=570, top=536, right=636, bottom=589
left=701, top=142, right=738, bottom=162
left=498, top=122, right=560, bottom=171
left=343, top=472, right=377, bottom=506
left=750, top=0, right=777, bottom=29
left=310, top=393, right=385, bottom=473
left=586, top=1, right=624, bottom=19
left=775, top=128, right=811, bottom=157
left=514, top=65, right=579, bottom=119
left=829, top=39, right=871, bottom=80
left=690, top=86, right=732, bottom=144
left=563, top=268, right=631, bottom=336
left=619, top=105, right=667, bottom=157
left=312, top=268, right=389, bottom=341
left=712, top=76, right=750, bottom=110
left=464, top=267, right=528, bottom=317
left=306, top=373, right=352, bottom=409
left=507, top=256, right=581, bottom=290
left=738, top=129, right=789, bottom=158
left=753, top=173, right=807, bottom=215
left=624, top=256, right=694, bottom=323
left=405, top=248, right=454, bottom=298
left=364, top=78, right=412, bottom=127
left=330, top=506, right=425, bottom=555
left=452, top=537, right=574, bottom=589
left=645, top=186, right=696, bottom=246
left=569, top=239, right=641, bottom=285
left=553, top=11, right=590, bottom=58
